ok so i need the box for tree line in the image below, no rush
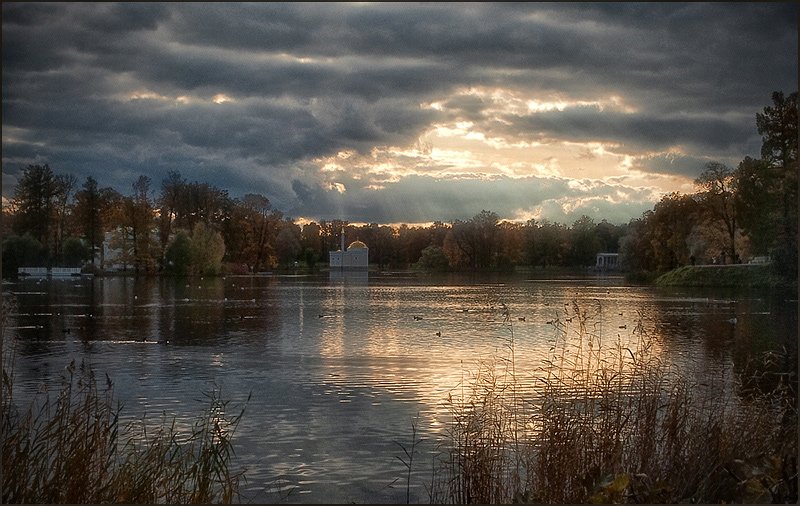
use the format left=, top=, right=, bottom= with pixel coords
left=2, top=91, right=796, bottom=279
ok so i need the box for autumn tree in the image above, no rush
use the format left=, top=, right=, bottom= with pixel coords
left=112, top=175, right=156, bottom=273
left=695, top=162, right=741, bottom=263
left=443, top=210, right=500, bottom=270
left=621, top=193, right=701, bottom=271
left=232, top=194, right=283, bottom=272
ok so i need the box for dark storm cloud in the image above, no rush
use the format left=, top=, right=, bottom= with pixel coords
left=2, top=2, right=796, bottom=223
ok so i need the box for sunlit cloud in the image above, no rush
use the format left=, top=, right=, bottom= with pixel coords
left=212, top=93, right=233, bottom=104
left=2, top=3, right=795, bottom=225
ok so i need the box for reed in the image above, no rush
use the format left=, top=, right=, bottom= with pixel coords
left=1, top=304, right=248, bottom=504
left=429, top=299, right=797, bottom=503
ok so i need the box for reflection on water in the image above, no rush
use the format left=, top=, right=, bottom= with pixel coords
left=3, top=274, right=796, bottom=503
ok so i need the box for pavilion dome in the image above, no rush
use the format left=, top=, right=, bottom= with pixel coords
left=347, top=240, right=368, bottom=250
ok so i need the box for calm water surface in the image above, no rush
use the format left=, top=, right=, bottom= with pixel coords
left=3, top=273, right=797, bottom=503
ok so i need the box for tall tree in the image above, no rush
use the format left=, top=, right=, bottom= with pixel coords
left=52, top=173, right=78, bottom=263
left=122, top=175, right=156, bottom=273
left=11, top=164, right=58, bottom=257
left=240, top=193, right=280, bottom=272
left=755, top=90, right=798, bottom=275
left=736, top=156, right=780, bottom=255
left=157, top=171, right=186, bottom=268
left=73, top=176, right=120, bottom=268
left=695, top=162, right=740, bottom=263
left=568, top=215, right=599, bottom=267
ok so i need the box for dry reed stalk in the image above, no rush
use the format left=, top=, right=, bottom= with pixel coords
left=428, top=298, right=797, bottom=504
left=2, top=299, right=249, bottom=505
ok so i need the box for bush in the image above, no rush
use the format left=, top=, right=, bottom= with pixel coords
left=61, top=237, right=90, bottom=268
left=415, top=245, right=449, bottom=272
left=2, top=234, right=47, bottom=277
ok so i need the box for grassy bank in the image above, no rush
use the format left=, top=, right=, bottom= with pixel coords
left=654, top=264, right=796, bottom=292
left=422, top=301, right=797, bottom=504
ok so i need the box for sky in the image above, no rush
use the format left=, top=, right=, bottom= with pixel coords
left=2, top=3, right=797, bottom=226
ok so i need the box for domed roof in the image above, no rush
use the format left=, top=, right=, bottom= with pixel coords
left=347, top=240, right=368, bottom=250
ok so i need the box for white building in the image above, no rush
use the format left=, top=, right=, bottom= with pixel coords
left=595, top=252, right=619, bottom=271
left=329, top=231, right=369, bottom=270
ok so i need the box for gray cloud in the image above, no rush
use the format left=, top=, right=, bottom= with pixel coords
left=2, top=2, right=796, bottom=224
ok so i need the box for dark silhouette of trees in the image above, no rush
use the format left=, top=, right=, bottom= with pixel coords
left=755, top=91, right=798, bottom=277
left=11, top=164, right=58, bottom=256
left=157, top=171, right=185, bottom=268
left=52, top=173, right=78, bottom=263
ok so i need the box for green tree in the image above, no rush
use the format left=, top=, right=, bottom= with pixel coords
left=164, top=231, right=192, bottom=276
left=303, top=247, right=319, bottom=270
left=755, top=90, right=798, bottom=276
left=1, top=234, right=47, bottom=277
left=11, top=164, right=58, bottom=258
left=416, top=245, right=449, bottom=272
left=757, top=91, right=798, bottom=169
left=61, top=237, right=89, bottom=268
left=568, top=215, right=599, bottom=267
left=523, top=219, right=569, bottom=268
left=736, top=156, right=780, bottom=255
left=189, top=222, right=225, bottom=276
left=301, top=222, right=323, bottom=263
left=274, top=219, right=302, bottom=267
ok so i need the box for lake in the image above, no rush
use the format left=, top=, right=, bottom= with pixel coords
left=3, top=273, right=797, bottom=503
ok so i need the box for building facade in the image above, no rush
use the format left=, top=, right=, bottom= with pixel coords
left=329, top=231, right=369, bottom=270
left=595, top=252, right=619, bottom=271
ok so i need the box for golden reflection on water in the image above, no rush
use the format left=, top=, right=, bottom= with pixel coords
left=309, top=279, right=742, bottom=440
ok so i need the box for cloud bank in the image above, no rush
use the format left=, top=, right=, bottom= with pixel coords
left=3, top=3, right=796, bottom=224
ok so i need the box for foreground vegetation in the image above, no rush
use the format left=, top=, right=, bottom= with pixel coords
left=1, top=320, right=248, bottom=503
left=417, top=302, right=798, bottom=503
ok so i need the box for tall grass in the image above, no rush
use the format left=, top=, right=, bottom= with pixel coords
left=2, top=299, right=248, bottom=504
left=430, top=299, right=797, bottom=503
